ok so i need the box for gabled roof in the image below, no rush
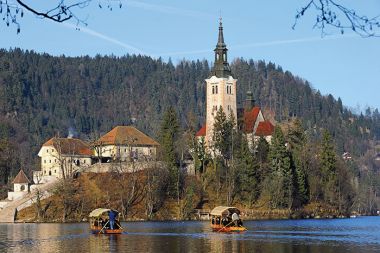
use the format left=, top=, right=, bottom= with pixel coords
left=42, top=137, right=93, bottom=156
left=12, top=169, right=30, bottom=184
left=195, top=125, right=206, bottom=137
left=243, top=106, right=260, bottom=133
left=97, top=126, right=159, bottom=146
left=255, top=121, right=275, bottom=136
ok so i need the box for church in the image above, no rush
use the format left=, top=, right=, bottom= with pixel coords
left=196, top=20, right=274, bottom=146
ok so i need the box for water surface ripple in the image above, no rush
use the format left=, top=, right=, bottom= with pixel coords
left=1, top=216, right=380, bottom=252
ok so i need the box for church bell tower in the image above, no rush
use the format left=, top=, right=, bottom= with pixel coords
left=205, top=19, right=237, bottom=146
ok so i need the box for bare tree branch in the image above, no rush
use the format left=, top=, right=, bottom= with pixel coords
left=0, top=0, right=122, bottom=33
left=294, top=0, right=380, bottom=37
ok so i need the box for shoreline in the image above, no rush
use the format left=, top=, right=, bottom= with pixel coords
left=15, top=214, right=371, bottom=224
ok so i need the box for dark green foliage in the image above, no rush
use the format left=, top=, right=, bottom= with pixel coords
left=236, top=133, right=260, bottom=207
left=268, top=126, right=294, bottom=208
left=159, top=107, right=180, bottom=197
left=320, top=130, right=338, bottom=205
left=287, top=119, right=309, bottom=206
left=212, top=107, right=234, bottom=160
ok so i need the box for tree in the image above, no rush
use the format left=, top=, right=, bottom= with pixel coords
left=268, top=126, right=294, bottom=209
left=320, top=129, right=338, bottom=205
left=211, top=107, right=236, bottom=204
left=159, top=106, right=180, bottom=198
left=294, top=0, right=380, bottom=37
left=286, top=119, right=309, bottom=206
left=0, top=1, right=121, bottom=33
left=237, top=133, right=260, bottom=207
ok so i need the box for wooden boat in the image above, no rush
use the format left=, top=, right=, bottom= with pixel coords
left=210, top=206, right=247, bottom=233
left=89, top=208, right=123, bottom=234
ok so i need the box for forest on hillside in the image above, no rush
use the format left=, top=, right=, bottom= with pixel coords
left=0, top=48, right=379, bottom=214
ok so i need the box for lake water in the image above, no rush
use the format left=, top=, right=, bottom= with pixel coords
left=1, top=216, right=380, bottom=252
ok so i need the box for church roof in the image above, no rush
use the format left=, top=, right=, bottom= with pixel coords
left=12, top=169, right=30, bottom=184
left=195, top=125, right=206, bottom=137
left=96, top=126, right=159, bottom=146
left=42, top=137, right=93, bottom=156
left=255, top=121, right=275, bottom=136
left=211, top=19, right=232, bottom=78
left=243, top=107, right=261, bottom=133
left=196, top=107, right=274, bottom=138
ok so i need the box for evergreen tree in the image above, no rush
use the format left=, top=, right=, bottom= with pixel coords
left=212, top=107, right=234, bottom=161
left=287, top=119, right=309, bottom=206
left=268, top=126, right=293, bottom=208
left=237, top=134, right=260, bottom=207
left=320, top=129, right=338, bottom=205
left=159, top=107, right=180, bottom=197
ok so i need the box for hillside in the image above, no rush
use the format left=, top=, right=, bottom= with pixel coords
left=0, top=48, right=379, bottom=183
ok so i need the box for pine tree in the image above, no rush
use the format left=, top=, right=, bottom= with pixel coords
left=212, top=107, right=234, bottom=160
left=159, top=107, right=180, bottom=197
left=320, top=129, right=338, bottom=205
left=237, top=134, right=260, bottom=207
left=287, top=119, right=309, bottom=206
left=268, top=126, right=293, bottom=208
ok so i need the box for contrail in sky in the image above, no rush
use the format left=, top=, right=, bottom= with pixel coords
left=157, top=33, right=357, bottom=57
left=125, top=0, right=217, bottom=20
left=61, top=22, right=149, bottom=55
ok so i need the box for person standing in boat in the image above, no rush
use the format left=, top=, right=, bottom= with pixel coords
left=109, top=210, right=116, bottom=230
left=232, top=212, right=239, bottom=226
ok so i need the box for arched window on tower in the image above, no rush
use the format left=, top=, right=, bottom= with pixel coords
left=212, top=86, right=215, bottom=94
left=216, top=85, right=218, bottom=94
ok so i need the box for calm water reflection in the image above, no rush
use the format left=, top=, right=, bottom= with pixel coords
left=1, top=216, right=380, bottom=252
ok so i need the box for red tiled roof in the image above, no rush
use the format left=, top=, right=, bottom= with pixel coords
left=196, top=125, right=206, bottom=137
left=97, top=126, right=159, bottom=146
left=43, top=137, right=93, bottom=156
left=255, top=121, right=275, bottom=136
left=243, top=106, right=260, bottom=133
left=12, top=169, right=30, bottom=184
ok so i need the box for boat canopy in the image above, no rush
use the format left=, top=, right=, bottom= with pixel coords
left=89, top=208, right=119, bottom=218
left=210, top=206, right=241, bottom=216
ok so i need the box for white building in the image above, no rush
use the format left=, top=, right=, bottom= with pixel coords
left=36, top=137, right=93, bottom=180
left=7, top=169, right=30, bottom=201
left=93, top=126, right=159, bottom=162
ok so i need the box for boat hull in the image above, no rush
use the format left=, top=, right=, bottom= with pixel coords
left=211, top=225, right=247, bottom=233
left=91, top=228, right=123, bottom=234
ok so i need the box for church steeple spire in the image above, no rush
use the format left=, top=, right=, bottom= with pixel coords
left=212, top=18, right=231, bottom=78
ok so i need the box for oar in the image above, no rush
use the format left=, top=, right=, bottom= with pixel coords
left=217, top=220, right=235, bottom=232
left=98, top=220, right=109, bottom=234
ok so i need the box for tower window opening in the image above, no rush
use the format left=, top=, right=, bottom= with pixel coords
left=212, top=86, right=215, bottom=94
left=216, top=85, right=218, bottom=94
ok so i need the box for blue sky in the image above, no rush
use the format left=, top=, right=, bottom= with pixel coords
left=1, top=0, right=379, bottom=111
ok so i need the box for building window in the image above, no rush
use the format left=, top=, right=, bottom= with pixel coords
left=49, top=160, right=51, bottom=163
left=215, top=85, right=218, bottom=94
left=212, top=86, right=215, bottom=94
left=20, top=185, right=25, bottom=191
left=44, top=160, right=46, bottom=164
left=54, top=170, right=56, bottom=173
